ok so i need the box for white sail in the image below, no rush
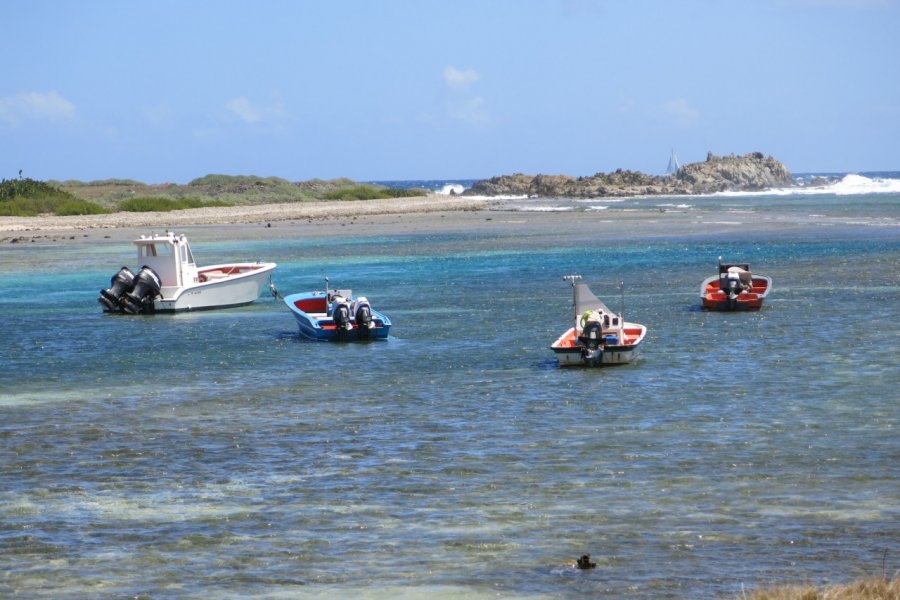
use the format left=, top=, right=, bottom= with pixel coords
left=573, top=282, right=613, bottom=316
left=666, top=148, right=681, bottom=175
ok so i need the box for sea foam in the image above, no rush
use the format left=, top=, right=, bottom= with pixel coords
left=717, top=173, right=900, bottom=197
left=435, top=183, right=466, bottom=195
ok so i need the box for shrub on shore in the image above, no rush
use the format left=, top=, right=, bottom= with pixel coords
left=118, top=196, right=232, bottom=212
left=13, top=175, right=429, bottom=212
left=322, top=184, right=429, bottom=200
left=56, top=178, right=145, bottom=187
left=0, top=178, right=110, bottom=216
left=188, top=174, right=292, bottom=188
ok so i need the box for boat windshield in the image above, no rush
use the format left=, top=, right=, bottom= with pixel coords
left=180, top=242, right=194, bottom=265
left=138, top=243, right=170, bottom=259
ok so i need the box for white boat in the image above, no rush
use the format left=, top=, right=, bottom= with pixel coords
left=550, top=275, right=647, bottom=367
left=98, top=231, right=277, bottom=313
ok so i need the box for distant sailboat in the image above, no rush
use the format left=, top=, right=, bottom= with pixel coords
left=666, top=148, right=681, bottom=175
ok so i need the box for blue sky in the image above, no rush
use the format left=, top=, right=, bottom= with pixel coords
left=3, top=1, right=898, bottom=183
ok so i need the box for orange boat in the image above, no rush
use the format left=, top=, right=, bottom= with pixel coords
left=550, top=275, right=647, bottom=367
left=700, top=257, right=772, bottom=311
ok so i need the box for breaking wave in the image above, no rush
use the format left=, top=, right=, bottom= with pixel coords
left=718, top=172, right=900, bottom=197
left=435, top=183, right=466, bottom=195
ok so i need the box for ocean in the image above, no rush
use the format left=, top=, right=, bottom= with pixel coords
left=1, top=173, right=898, bottom=598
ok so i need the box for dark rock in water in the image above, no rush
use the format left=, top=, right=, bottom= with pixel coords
left=676, top=151, right=792, bottom=194
left=462, top=152, right=793, bottom=198
left=576, top=554, right=596, bottom=570
left=807, top=175, right=840, bottom=187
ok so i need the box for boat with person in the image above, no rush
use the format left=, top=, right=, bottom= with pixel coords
left=98, top=231, right=277, bottom=314
left=700, top=257, right=772, bottom=311
left=550, top=275, right=647, bottom=367
left=283, top=277, right=391, bottom=341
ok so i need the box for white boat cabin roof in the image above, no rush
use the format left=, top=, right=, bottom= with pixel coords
left=132, top=232, right=197, bottom=288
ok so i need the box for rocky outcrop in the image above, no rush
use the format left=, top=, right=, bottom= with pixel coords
left=463, top=152, right=793, bottom=198
left=677, top=151, right=792, bottom=194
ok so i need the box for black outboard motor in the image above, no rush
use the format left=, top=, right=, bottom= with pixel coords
left=332, top=299, right=352, bottom=331
left=356, top=302, right=375, bottom=338
left=120, top=266, right=161, bottom=314
left=354, top=301, right=373, bottom=338
left=579, top=321, right=604, bottom=366
left=720, top=271, right=743, bottom=299
left=720, top=269, right=748, bottom=310
left=98, top=266, right=135, bottom=312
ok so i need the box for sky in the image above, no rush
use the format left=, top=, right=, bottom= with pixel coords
left=2, top=0, right=899, bottom=183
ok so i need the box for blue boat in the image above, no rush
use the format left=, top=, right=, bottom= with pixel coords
left=283, top=278, right=391, bottom=341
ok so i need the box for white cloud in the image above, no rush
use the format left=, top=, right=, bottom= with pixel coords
left=659, top=98, right=699, bottom=127
left=0, top=91, right=75, bottom=126
left=443, top=66, right=480, bottom=90
left=448, top=96, right=490, bottom=126
left=225, top=94, right=288, bottom=127
left=226, top=96, right=263, bottom=124
left=441, top=67, right=489, bottom=125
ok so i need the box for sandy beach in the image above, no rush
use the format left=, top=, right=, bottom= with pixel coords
left=2, top=191, right=893, bottom=248
left=0, top=195, right=491, bottom=235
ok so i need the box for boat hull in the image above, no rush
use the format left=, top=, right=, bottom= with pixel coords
left=700, top=274, right=772, bottom=311
left=284, top=291, right=391, bottom=341
left=154, top=262, right=277, bottom=312
left=550, top=325, right=646, bottom=367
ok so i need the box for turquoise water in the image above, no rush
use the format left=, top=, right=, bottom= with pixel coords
left=1, top=193, right=898, bottom=598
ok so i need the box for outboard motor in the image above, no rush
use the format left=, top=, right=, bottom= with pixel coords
left=120, top=266, right=161, bottom=314
left=578, top=321, right=604, bottom=366
left=354, top=297, right=374, bottom=336
left=721, top=271, right=743, bottom=299
left=98, top=266, right=135, bottom=312
left=331, top=298, right=353, bottom=331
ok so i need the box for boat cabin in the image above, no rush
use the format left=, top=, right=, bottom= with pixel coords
left=133, top=232, right=199, bottom=290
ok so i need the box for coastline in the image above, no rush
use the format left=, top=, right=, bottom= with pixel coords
left=0, top=194, right=491, bottom=234
left=3, top=189, right=895, bottom=247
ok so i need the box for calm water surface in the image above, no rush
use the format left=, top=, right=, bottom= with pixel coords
left=1, top=194, right=898, bottom=598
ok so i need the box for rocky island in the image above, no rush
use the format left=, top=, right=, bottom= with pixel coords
left=463, top=151, right=793, bottom=197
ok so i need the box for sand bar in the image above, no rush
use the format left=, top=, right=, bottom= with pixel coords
left=2, top=192, right=892, bottom=248
left=0, top=195, right=491, bottom=234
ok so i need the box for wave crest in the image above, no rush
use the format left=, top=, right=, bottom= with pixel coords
left=436, top=183, right=466, bottom=195
left=716, top=172, right=900, bottom=197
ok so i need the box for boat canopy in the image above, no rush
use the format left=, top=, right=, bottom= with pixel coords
left=574, top=282, right=613, bottom=316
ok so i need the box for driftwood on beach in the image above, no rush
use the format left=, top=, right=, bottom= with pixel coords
left=463, top=152, right=793, bottom=198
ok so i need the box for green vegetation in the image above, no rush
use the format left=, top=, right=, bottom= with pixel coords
left=188, top=174, right=293, bottom=188
left=322, top=184, right=429, bottom=200
left=0, top=178, right=110, bottom=216
left=726, top=577, right=899, bottom=600
left=56, top=178, right=145, bottom=187
left=118, top=196, right=232, bottom=212
left=6, top=174, right=430, bottom=215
